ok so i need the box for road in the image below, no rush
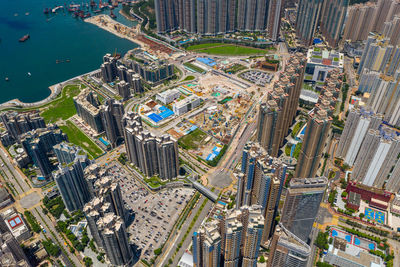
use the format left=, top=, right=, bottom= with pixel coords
left=0, top=145, right=82, bottom=266
left=157, top=195, right=213, bottom=267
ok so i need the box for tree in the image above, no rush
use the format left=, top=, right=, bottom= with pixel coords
left=154, top=248, right=162, bottom=255
left=359, top=213, right=365, bottom=219
left=259, top=255, right=266, bottom=263
left=83, top=257, right=93, bottom=267
left=341, top=191, right=348, bottom=198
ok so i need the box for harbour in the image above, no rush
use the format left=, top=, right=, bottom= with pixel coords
left=0, top=0, right=138, bottom=104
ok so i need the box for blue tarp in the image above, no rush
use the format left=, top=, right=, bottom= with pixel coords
left=197, top=57, right=216, bottom=67
left=313, top=38, right=322, bottom=44
left=148, top=113, right=163, bottom=123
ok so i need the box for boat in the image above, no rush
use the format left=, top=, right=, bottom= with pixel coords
left=19, top=34, right=30, bottom=42
left=43, top=8, right=50, bottom=14
left=27, top=72, right=31, bottom=76
left=66, top=59, right=70, bottom=62
left=110, top=10, right=116, bottom=18
left=5, top=77, right=9, bottom=82
left=25, top=12, right=30, bottom=16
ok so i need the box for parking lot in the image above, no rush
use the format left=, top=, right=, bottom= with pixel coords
left=240, top=70, right=273, bottom=86
left=106, top=162, right=195, bottom=262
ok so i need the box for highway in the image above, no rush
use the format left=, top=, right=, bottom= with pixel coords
left=0, top=145, right=82, bottom=267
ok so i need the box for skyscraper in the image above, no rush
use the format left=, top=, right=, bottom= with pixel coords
left=0, top=231, right=31, bottom=267
left=257, top=100, right=282, bottom=157
left=95, top=176, right=129, bottom=224
left=155, top=0, right=179, bottom=33
left=73, top=89, right=103, bottom=133
left=97, top=214, right=133, bottom=266
left=101, top=99, right=125, bottom=148
left=53, top=152, right=91, bottom=212
left=193, top=222, right=222, bottom=267
left=0, top=111, right=46, bottom=142
left=117, top=81, right=130, bottom=100
left=21, top=125, right=68, bottom=178
left=53, top=142, right=89, bottom=165
left=101, top=54, right=118, bottom=83
left=236, top=142, right=286, bottom=242
left=352, top=127, right=400, bottom=188
left=342, top=3, right=377, bottom=42
left=193, top=205, right=264, bottom=267
left=267, top=0, right=284, bottom=41
left=295, top=0, right=324, bottom=46
left=157, top=135, right=179, bottom=180
left=281, top=177, right=327, bottom=243
left=257, top=54, right=306, bottom=156
left=123, top=112, right=179, bottom=180
left=178, top=0, right=196, bottom=33
left=267, top=223, right=311, bottom=267
left=236, top=0, right=269, bottom=32
left=319, top=0, right=348, bottom=47
left=294, top=109, right=332, bottom=178
left=336, top=107, right=383, bottom=166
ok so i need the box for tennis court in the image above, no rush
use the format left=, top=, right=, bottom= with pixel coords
left=365, top=207, right=385, bottom=224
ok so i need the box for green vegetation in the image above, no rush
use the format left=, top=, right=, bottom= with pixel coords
left=55, top=210, right=88, bottom=252
left=154, top=248, right=162, bottom=255
left=183, top=62, right=206, bottom=73
left=224, top=64, right=247, bottom=74
left=285, top=145, right=291, bottom=157
left=328, top=189, right=337, bottom=205
left=227, top=194, right=236, bottom=209
left=43, top=196, right=65, bottom=219
left=341, top=83, right=349, bottom=112
left=316, top=262, right=333, bottom=267
left=259, top=255, right=266, bottom=263
left=178, top=128, right=207, bottom=150
left=24, top=211, right=41, bottom=233
left=42, top=239, right=61, bottom=257
left=293, top=142, right=302, bottom=160
left=59, top=121, right=103, bottom=159
left=183, top=75, right=195, bottom=81
left=207, top=145, right=228, bottom=167
left=40, top=84, right=85, bottom=123
left=186, top=42, right=273, bottom=56
left=291, top=121, right=305, bottom=138
left=315, top=231, right=329, bottom=251
left=144, top=175, right=166, bottom=188
left=186, top=43, right=227, bottom=50
left=83, top=256, right=93, bottom=267
left=131, top=0, right=156, bottom=30
left=118, top=153, right=128, bottom=165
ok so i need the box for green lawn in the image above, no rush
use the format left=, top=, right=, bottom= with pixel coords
left=186, top=43, right=271, bottom=56
left=293, top=143, right=302, bottom=160
left=183, top=75, right=195, bottom=81
left=178, top=128, right=207, bottom=150
left=40, top=84, right=85, bottom=123
left=183, top=62, right=206, bottom=74
left=186, top=43, right=226, bottom=50
left=59, top=121, right=103, bottom=159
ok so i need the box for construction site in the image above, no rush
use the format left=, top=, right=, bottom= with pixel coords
left=85, top=15, right=174, bottom=57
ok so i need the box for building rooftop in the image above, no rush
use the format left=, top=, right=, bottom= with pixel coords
left=307, top=48, right=344, bottom=68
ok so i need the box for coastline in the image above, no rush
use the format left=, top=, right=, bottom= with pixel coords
left=84, top=15, right=145, bottom=47
left=0, top=69, right=99, bottom=110
left=119, top=8, right=136, bottom=22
